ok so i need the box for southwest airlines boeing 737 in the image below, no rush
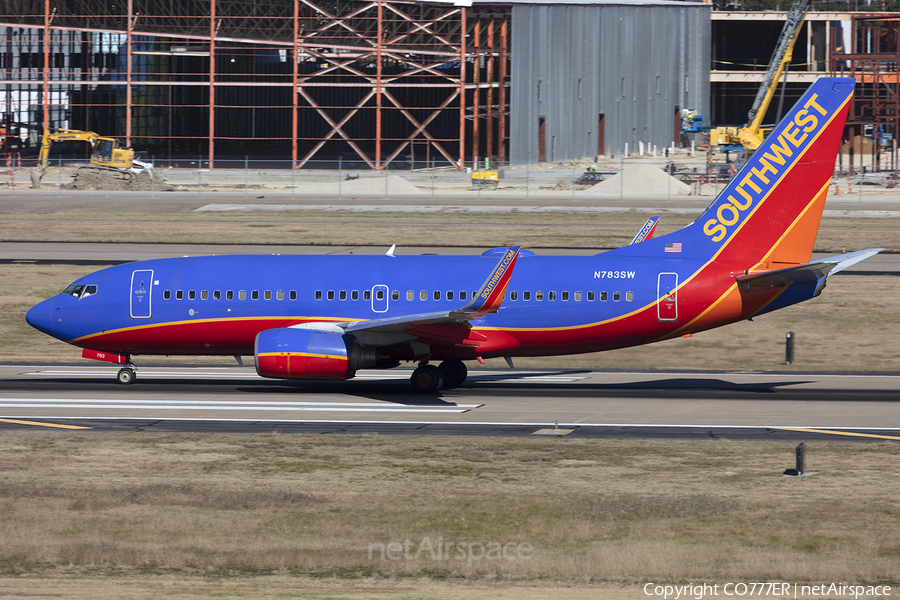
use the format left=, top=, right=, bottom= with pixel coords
left=26, top=78, right=880, bottom=392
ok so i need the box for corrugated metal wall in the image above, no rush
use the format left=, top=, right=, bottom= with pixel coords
left=510, top=2, right=710, bottom=163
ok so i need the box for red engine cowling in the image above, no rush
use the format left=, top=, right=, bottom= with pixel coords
left=254, top=328, right=376, bottom=380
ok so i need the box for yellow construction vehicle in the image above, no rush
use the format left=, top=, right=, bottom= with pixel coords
left=710, top=0, right=810, bottom=151
left=471, top=169, right=501, bottom=189
left=32, top=128, right=153, bottom=185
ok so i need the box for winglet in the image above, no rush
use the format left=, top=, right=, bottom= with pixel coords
left=461, top=246, right=521, bottom=315
left=630, top=217, right=659, bottom=245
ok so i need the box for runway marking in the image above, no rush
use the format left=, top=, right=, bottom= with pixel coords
left=774, top=427, right=900, bottom=441
left=0, top=417, right=91, bottom=430
left=24, top=368, right=588, bottom=383
left=1, top=417, right=899, bottom=436
left=19, top=366, right=900, bottom=380
left=0, top=398, right=480, bottom=414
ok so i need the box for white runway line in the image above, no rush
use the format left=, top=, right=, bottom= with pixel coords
left=0, top=398, right=481, bottom=414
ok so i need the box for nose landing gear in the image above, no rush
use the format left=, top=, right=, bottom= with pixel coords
left=117, top=362, right=137, bottom=384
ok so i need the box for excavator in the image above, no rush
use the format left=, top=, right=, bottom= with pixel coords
left=32, top=128, right=153, bottom=186
left=709, top=0, right=810, bottom=151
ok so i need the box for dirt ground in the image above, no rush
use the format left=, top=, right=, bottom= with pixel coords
left=61, top=167, right=174, bottom=191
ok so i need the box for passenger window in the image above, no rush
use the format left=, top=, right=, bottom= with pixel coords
left=213, top=290, right=221, bottom=300
left=315, top=290, right=322, bottom=300
left=574, top=291, right=582, bottom=301
left=327, top=290, right=334, bottom=300
left=524, top=291, right=531, bottom=301
left=587, top=291, right=594, bottom=301
left=176, top=290, right=183, bottom=300
left=275, top=290, right=283, bottom=300
left=290, top=290, right=297, bottom=301
left=340, top=290, right=348, bottom=301
left=391, top=290, right=399, bottom=301
left=613, top=291, right=621, bottom=302
left=434, top=290, right=441, bottom=301
left=264, top=290, right=272, bottom=300
left=460, top=291, right=467, bottom=301
left=226, top=290, right=234, bottom=300
left=251, top=290, right=259, bottom=300
left=420, top=290, right=427, bottom=301
left=376, top=290, right=384, bottom=301
left=626, top=291, right=634, bottom=302
left=536, top=291, right=543, bottom=301
left=549, top=291, right=556, bottom=301
left=200, top=290, right=208, bottom=300
left=364, top=290, right=371, bottom=301
left=407, top=290, right=414, bottom=301
left=351, top=290, right=358, bottom=301
left=239, top=290, right=246, bottom=300
left=447, top=290, right=454, bottom=301
left=189, top=290, right=196, bottom=300
left=562, top=291, right=569, bottom=301
left=510, top=291, right=517, bottom=301
left=164, top=290, right=171, bottom=300
left=600, top=291, right=608, bottom=301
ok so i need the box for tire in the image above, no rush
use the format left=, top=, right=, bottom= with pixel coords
left=117, top=368, right=136, bottom=385
left=438, top=360, right=468, bottom=388
left=410, top=365, right=443, bottom=393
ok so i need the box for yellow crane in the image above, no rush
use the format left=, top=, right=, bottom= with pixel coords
left=710, top=0, right=811, bottom=151
left=32, top=128, right=154, bottom=186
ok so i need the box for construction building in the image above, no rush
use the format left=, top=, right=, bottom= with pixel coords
left=3, top=0, right=898, bottom=169
left=1, top=0, right=709, bottom=169
left=712, top=0, right=900, bottom=171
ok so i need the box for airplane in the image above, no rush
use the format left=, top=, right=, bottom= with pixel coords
left=26, top=77, right=881, bottom=392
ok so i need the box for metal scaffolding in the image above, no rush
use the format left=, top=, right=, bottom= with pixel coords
left=1, top=0, right=511, bottom=169
left=831, top=13, right=900, bottom=174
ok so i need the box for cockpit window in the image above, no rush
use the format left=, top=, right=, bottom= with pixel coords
left=63, top=284, right=98, bottom=299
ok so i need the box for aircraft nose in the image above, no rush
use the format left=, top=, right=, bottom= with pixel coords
left=26, top=298, right=54, bottom=335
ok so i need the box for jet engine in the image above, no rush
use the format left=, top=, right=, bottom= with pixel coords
left=254, top=328, right=378, bottom=380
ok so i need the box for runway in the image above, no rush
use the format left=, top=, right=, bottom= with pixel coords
left=3, top=364, right=900, bottom=441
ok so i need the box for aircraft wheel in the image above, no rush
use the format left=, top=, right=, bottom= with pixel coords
left=411, top=365, right=443, bottom=393
left=438, top=360, right=467, bottom=388
left=117, top=368, right=136, bottom=385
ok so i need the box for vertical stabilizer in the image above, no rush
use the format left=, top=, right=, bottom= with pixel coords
left=692, top=77, right=854, bottom=270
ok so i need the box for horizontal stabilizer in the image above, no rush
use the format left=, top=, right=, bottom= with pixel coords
left=736, top=248, right=882, bottom=287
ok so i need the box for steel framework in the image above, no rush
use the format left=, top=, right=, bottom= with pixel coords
left=1, top=0, right=510, bottom=169
left=831, top=14, right=900, bottom=173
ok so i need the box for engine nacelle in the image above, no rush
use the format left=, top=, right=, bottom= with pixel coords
left=254, top=328, right=377, bottom=380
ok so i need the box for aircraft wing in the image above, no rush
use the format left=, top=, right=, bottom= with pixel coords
left=630, top=217, right=659, bottom=245
left=338, top=246, right=521, bottom=345
left=736, top=248, right=883, bottom=288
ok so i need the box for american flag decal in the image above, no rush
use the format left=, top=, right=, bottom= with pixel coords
left=665, top=242, right=682, bottom=253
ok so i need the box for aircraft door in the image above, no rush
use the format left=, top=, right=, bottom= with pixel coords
left=657, top=273, right=678, bottom=321
left=371, top=284, right=389, bottom=313
left=130, top=269, right=154, bottom=318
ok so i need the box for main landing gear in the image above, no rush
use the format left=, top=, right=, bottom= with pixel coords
left=409, top=360, right=468, bottom=393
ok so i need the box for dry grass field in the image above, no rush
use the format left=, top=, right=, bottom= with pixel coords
left=1, top=208, right=899, bottom=252
left=0, top=433, right=898, bottom=597
left=1, top=204, right=898, bottom=597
